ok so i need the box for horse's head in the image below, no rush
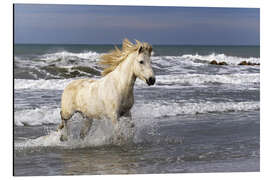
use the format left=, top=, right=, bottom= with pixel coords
left=133, top=45, right=155, bottom=86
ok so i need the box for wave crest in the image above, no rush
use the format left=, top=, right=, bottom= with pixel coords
left=15, top=51, right=260, bottom=80
left=15, top=72, right=259, bottom=90
left=14, top=101, right=259, bottom=127
left=180, top=53, right=260, bottom=65
left=40, top=50, right=100, bottom=62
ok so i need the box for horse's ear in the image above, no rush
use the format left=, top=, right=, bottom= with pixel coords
left=138, top=46, right=143, bottom=54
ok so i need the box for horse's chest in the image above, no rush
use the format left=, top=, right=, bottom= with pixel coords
left=119, top=95, right=133, bottom=115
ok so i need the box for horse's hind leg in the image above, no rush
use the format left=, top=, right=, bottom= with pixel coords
left=58, top=119, right=65, bottom=130
left=60, top=120, right=70, bottom=141
left=80, top=116, right=93, bottom=140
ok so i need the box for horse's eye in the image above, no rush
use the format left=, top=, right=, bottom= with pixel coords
left=139, top=61, right=144, bottom=64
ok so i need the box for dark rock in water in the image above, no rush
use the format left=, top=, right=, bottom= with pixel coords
left=210, top=60, right=227, bottom=65
left=238, top=61, right=248, bottom=65
left=210, top=60, right=218, bottom=65
left=218, top=62, right=228, bottom=65
left=238, top=61, right=260, bottom=66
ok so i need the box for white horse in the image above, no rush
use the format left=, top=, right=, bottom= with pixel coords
left=58, top=39, right=155, bottom=141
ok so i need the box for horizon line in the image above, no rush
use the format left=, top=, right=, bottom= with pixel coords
left=14, top=43, right=260, bottom=46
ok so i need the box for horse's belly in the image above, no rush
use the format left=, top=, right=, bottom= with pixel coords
left=75, top=84, right=104, bottom=118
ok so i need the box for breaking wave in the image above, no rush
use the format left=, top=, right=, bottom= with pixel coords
left=14, top=73, right=259, bottom=90
left=14, top=101, right=259, bottom=127
left=14, top=51, right=260, bottom=80
left=178, top=53, right=260, bottom=65
left=134, top=101, right=259, bottom=119
left=40, top=50, right=100, bottom=62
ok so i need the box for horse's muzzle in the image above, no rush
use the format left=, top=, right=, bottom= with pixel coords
left=147, top=77, right=156, bottom=86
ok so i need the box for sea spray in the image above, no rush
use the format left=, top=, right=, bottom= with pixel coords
left=15, top=113, right=137, bottom=150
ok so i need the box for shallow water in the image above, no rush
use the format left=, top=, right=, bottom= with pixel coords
left=14, top=44, right=260, bottom=175
left=14, top=111, right=259, bottom=175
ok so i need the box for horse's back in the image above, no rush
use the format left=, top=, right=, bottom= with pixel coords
left=66, top=79, right=95, bottom=89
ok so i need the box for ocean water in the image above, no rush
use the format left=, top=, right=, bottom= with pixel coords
left=14, top=44, right=260, bottom=175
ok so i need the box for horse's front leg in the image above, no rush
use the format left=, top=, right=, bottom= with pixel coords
left=122, top=111, right=136, bottom=141
left=111, top=111, right=119, bottom=125
left=123, top=111, right=135, bottom=128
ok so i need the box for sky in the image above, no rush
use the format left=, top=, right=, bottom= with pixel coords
left=14, top=4, right=260, bottom=45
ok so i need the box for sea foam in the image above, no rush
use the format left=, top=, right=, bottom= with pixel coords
left=15, top=51, right=260, bottom=80
left=15, top=72, right=259, bottom=90
left=40, top=50, right=100, bottom=62
left=180, top=53, right=260, bottom=65
left=14, top=101, right=259, bottom=127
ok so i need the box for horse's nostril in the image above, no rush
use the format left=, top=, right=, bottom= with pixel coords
left=149, top=77, right=156, bottom=85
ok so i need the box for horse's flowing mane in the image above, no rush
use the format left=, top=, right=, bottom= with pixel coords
left=99, top=38, right=152, bottom=76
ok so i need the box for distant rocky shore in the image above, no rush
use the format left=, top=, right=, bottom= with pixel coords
left=209, top=60, right=260, bottom=66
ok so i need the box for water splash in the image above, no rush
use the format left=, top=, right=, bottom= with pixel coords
left=15, top=114, right=137, bottom=151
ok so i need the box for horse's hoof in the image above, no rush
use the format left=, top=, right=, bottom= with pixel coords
left=60, top=135, right=68, bottom=142
left=130, top=123, right=135, bottom=128
left=80, top=133, right=86, bottom=140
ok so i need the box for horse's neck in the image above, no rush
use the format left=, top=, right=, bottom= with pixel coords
left=112, top=53, right=136, bottom=97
